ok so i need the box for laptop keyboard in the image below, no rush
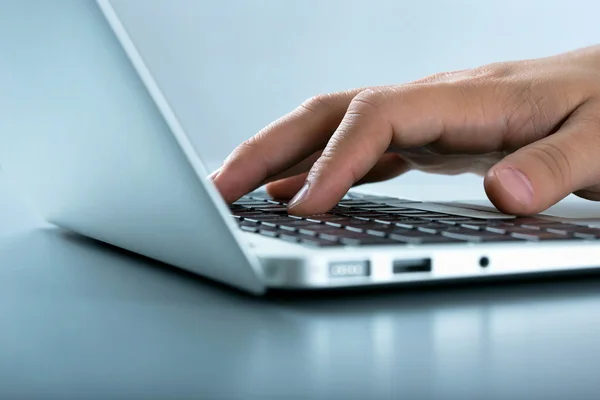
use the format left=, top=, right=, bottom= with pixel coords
left=229, top=192, right=600, bottom=247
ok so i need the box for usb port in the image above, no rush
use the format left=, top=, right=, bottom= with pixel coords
left=329, top=261, right=370, bottom=278
left=393, top=259, right=432, bottom=274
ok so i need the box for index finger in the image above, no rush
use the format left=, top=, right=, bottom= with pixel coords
left=211, top=89, right=362, bottom=203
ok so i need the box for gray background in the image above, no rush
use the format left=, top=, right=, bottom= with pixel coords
left=109, top=0, right=599, bottom=165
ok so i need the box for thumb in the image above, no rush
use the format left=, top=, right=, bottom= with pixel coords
left=484, top=101, right=600, bottom=215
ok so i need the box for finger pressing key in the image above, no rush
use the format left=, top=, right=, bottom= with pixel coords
left=211, top=89, right=363, bottom=203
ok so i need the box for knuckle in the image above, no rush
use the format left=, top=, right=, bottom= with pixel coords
left=316, top=133, right=362, bottom=184
left=527, top=141, right=573, bottom=188
left=235, top=136, right=270, bottom=176
left=414, top=71, right=453, bottom=84
left=349, top=89, right=387, bottom=114
left=240, top=135, right=259, bottom=150
left=235, top=135, right=263, bottom=162
left=233, top=136, right=261, bottom=160
left=322, top=130, right=346, bottom=158
left=501, top=80, right=550, bottom=145
left=411, top=69, right=469, bottom=85
left=300, top=93, right=335, bottom=113
left=473, top=61, right=515, bottom=80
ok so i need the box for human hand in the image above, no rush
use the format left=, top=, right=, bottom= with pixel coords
left=211, top=45, right=600, bottom=216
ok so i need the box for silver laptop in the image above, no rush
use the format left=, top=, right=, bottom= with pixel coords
left=1, top=0, right=600, bottom=295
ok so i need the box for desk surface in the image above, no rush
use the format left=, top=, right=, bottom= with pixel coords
left=2, top=179, right=600, bottom=400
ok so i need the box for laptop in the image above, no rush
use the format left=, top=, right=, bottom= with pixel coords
left=1, top=0, right=600, bottom=295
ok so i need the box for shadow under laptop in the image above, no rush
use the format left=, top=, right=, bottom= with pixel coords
left=5, top=225, right=600, bottom=311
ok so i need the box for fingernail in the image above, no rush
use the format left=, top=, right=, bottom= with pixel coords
left=208, top=167, right=221, bottom=181
left=495, top=168, right=533, bottom=206
left=288, top=182, right=311, bottom=210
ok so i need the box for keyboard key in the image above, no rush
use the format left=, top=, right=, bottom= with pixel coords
left=236, top=214, right=281, bottom=221
left=485, top=227, right=508, bottom=234
left=511, top=217, right=559, bottom=225
left=372, top=219, right=393, bottom=225
left=571, top=227, right=600, bottom=236
left=361, top=204, right=405, bottom=210
left=418, top=223, right=457, bottom=230
left=479, top=236, right=526, bottom=242
left=413, top=213, right=462, bottom=219
left=358, top=195, right=414, bottom=202
left=259, top=229, right=279, bottom=238
left=279, top=225, right=299, bottom=232
left=343, top=221, right=394, bottom=229
left=319, top=233, right=340, bottom=242
left=337, top=200, right=373, bottom=206
left=253, top=207, right=289, bottom=213
left=454, top=219, right=493, bottom=225
left=573, top=232, right=597, bottom=239
left=240, top=225, right=259, bottom=233
left=507, top=232, right=542, bottom=241
left=519, top=224, right=542, bottom=230
left=240, top=220, right=260, bottom=228
left=306, top=214, right=349, bottom=223
left=345, top=223, right=394, bottom=232
left=365, top=229, right=389, bottom=237
left=259, top=216, right=299, bottom=223
left=377, top=210, right=429, bottom=215
left=233, top=201, right=269, bottom=206
left=338, top=213, right=390, bottom=219
left=544, top=228, right=570, bottom=235
left=251, top=203, right=287, bottom=209
left=499, top=225, right=545, bottom=233
left=230, top=211, right=266, bottom=217
left=337, top=203, right=374, bottom=208
left=345, top=226, right=365, bottom=233
left=278, top=220, right=319, bottom=228
left=279, top=233, right=300, bottom=243
left=365, top=207, right=409, bottom=212
left=441, top=230, right=514, bottom=242
left=437, top=217, right=478, bottom=223
left=392, top=222, right=416, bottom=229
left=391, top=228, right=447, bottom=237
left=298, top=225, right=343, bottom=236
left=340, top=237, right=402, bottom=246
left=300, top=238, right=340, bottom=247
left=393, top=219, right=437, bottom=228
left=460, top=224, right=483, bottom=231
left=324, top=221, right=344, bottom=228
left=298, top=229, right=318, bottom=236
left=510, top=232, right=583, bottom=241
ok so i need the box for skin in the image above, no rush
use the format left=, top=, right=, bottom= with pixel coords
left=210, top=45, right=600, bottom=216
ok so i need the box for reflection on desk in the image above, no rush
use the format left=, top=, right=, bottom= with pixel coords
left=1, top=227, right=600, bottom=399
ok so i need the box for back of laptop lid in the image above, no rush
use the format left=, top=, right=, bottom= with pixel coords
left=0, top=0, right=266, bottom=294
